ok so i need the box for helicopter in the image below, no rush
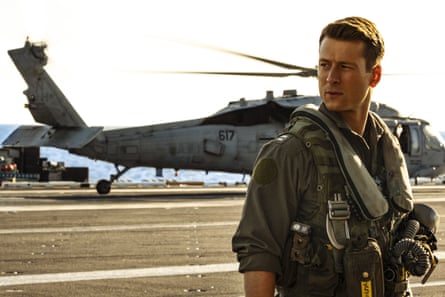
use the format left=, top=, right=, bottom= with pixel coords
left=3, top=39, right=445, bottom=194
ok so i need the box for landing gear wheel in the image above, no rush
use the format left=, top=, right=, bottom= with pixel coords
left=95, top=166, right=130, bottom=195
left=96, top=179, right=111, bottom=195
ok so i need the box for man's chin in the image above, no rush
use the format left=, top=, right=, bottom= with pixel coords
left=323, top=102, right=343, bottom=111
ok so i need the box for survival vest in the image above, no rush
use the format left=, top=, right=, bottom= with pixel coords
left=279, top=105, right=414, bottom=297
left=284, top=105, right=376, bottom=250
left=284, top=104, right=413, bottom=236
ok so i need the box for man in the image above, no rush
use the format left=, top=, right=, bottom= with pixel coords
left=232, top=16, right=414, bottom=297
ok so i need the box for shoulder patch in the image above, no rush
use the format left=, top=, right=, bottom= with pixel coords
left=252, top=158, right=278, bottom=185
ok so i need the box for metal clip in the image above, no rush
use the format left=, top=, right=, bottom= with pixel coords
left=422, top=254, right=439, bottom=284
left=328, top=193, right=350, bottom=220
left=327, top=193, right=351, bottom=243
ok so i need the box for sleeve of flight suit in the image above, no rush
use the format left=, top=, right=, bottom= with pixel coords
left=232, top=133, right=313, bottom=277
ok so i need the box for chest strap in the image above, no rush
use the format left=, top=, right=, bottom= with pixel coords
left=326, top=193, right=351, bottom=249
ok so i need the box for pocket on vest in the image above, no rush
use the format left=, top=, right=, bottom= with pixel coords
left=302, top=247, right=338, bottom=295
left=343, top=239, right=385, bottom=297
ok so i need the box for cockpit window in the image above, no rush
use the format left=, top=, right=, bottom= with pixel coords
left=396, top=124, right=421, bottom=155
left=424, top=125, right=444, bottom=151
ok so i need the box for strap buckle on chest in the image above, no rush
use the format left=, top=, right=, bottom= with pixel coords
left=326, top=193, right=351, bottom=250
left=328, top=194, right=351, bottom=220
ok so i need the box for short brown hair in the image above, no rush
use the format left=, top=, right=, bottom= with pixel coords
left=319, top=16, right=385, bottom=71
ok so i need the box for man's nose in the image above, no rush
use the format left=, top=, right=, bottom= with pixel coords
left=326, top=68, right=340, bottom=83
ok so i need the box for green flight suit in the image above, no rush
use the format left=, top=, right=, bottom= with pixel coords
left=232, top=104, right=409, bottom=296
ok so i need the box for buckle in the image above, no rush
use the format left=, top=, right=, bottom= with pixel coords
left=328, top=193, right=350, bottom=220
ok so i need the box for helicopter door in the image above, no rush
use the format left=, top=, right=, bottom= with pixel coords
left=398, top=124, right=421, bottom=157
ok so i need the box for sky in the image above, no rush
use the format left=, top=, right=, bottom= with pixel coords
left=0, top=0, right=444, bottom=132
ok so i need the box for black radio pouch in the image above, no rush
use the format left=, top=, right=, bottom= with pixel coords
left=343, top=238, right=385, bottom=297
left=277, top=222, right=312, bottom=287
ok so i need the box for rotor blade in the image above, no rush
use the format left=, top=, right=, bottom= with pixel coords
left=148, top=36, right=317, bottom=73
left=145, top=70, right=317, bottom=78
left=194, top=43, right=316, bottom=72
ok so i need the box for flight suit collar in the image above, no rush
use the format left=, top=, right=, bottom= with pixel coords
left=318, top=103, right=385, bottom=150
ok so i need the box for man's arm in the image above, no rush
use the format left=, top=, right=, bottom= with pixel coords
left=244, top=271, right=276, bottom=297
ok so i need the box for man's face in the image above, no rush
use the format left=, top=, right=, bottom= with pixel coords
left=318, top=37, right=380, bottom=114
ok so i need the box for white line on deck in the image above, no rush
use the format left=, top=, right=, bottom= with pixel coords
left=1, top=257, right=445, bottom=287
left=0, top=263, right=238, bottom=286
left=0, top=221, right=238, bottom=234
left=0, top=199, right=245, bottom=212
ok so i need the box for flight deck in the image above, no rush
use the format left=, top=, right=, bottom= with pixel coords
left=0, top=185, right=444, bottom=296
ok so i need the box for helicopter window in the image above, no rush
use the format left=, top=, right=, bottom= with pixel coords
left=409, top=126, right=421, bottom=156
left=423, top=125, right=444, bottom=151
left=397, top=125, right=409, bottom=153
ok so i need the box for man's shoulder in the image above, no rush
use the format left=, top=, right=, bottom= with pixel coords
left=260, top=132, right=309, bottom=158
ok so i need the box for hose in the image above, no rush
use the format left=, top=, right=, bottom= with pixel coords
left=401, top=219, right=420, bottom=239
left=392, top=238, right=430, bottom=276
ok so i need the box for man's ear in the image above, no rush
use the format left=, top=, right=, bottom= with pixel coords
left=370, top=65, right=382, bottom=87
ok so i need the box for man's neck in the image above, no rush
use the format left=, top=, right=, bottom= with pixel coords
left=340, top=110, right=369, bottom=136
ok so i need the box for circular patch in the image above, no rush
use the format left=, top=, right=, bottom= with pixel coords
left=253, top=158, right=278, bottom=185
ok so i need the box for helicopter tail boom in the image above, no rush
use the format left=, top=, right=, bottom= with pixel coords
left=8, top=40, right=87, bottom=128
left=5, top=39, right=104, bottom=150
